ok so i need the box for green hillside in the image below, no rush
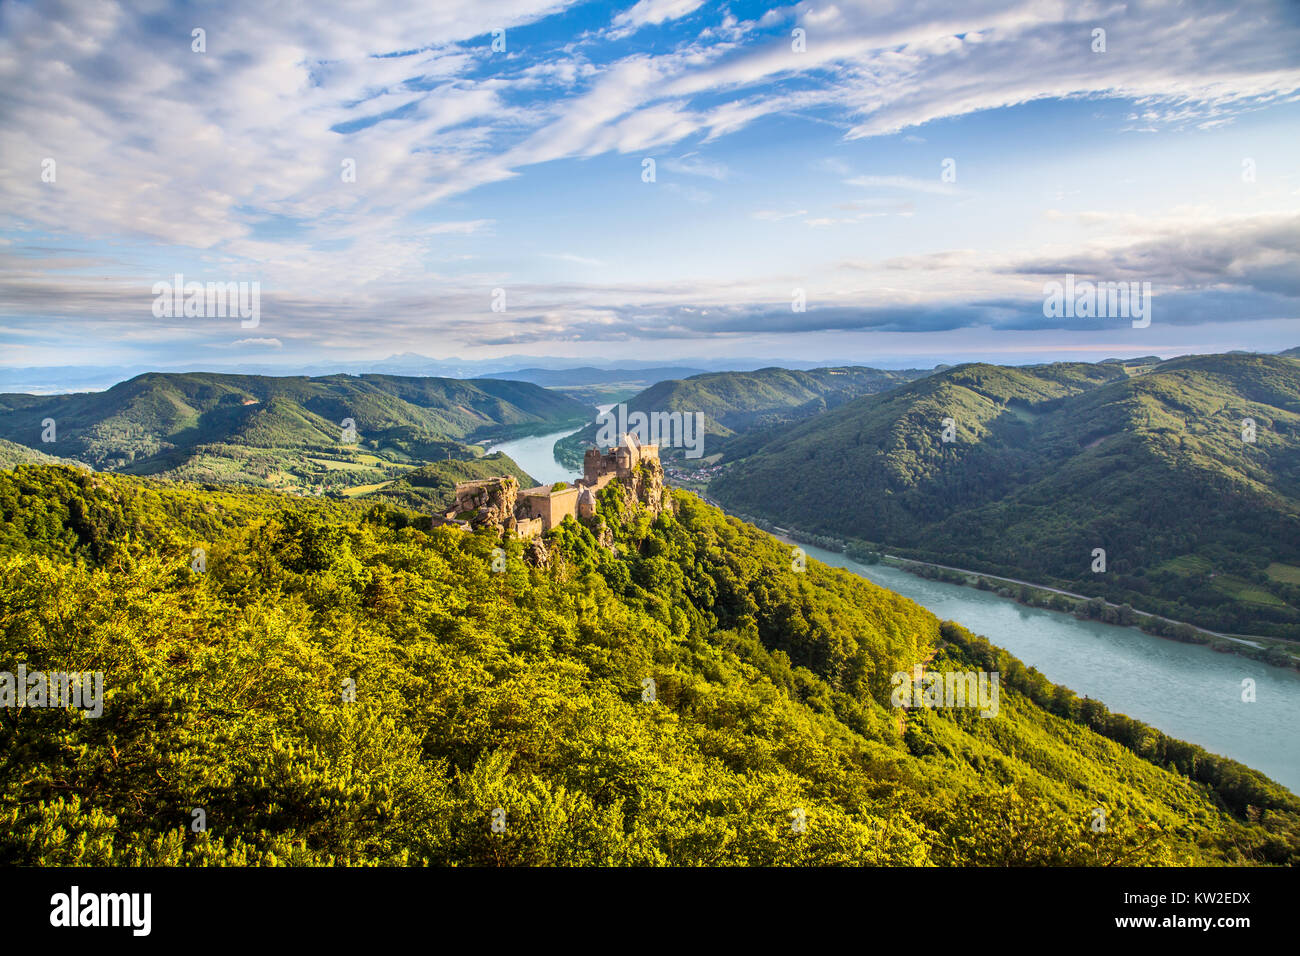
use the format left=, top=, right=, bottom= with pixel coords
left=555, top=366, right=932, bottom=466
left=359, top=453, right=536, bottom=511
left=0, top=438, right=87, bottom=470
left=0, top=372, right=587, bottom=493
left=0, top=463, right=1295, bottom=865
left=710, top=354, right=1300, bottom=639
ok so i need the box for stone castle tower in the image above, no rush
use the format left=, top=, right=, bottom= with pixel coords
left=439, top=433, right=663, bottom=540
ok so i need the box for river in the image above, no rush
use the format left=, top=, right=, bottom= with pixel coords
left=484, top=429, right=584, bottom=485
left=490, top=427, right=1300, bottom=793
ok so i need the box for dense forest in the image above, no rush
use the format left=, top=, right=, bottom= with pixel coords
left=0, top=372, right=588, bottom=493
left=1, top=463, right=1295, bottom=865
left=361, top=453, right=536, bottom=512
left=555, top=365, right=932, bottom=466
left=710, top=353, right=1300, bottom=639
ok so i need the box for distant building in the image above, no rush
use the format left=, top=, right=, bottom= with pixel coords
left=441, top=433, right=661, bottom=539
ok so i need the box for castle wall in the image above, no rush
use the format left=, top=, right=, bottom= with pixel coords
left=518, top=485, right=579, bottom=531
left=515, top=517, right=544, bottom=539
left=451, top=438, right=658, bottom=536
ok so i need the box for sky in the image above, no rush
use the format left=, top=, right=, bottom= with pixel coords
left=1, top=0, right=1298, bottom=375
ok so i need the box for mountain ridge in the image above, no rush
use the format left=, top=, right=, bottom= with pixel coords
left=555, top=365, right=935, bottom=465
left=0, top=371, right=586, bottom=491
left=709, top=353, right=1300, bottom=639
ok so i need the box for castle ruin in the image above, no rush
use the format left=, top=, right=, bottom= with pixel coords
left=434, top=433, right=662, bottom=539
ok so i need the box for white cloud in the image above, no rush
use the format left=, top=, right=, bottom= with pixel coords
left=845, top=174, right=959, bottom=195
left=3, top=0, right=1299, bottom=359
left=612, top=0, right=707, bottom=30
left=663, top=153, right=730, bottom=180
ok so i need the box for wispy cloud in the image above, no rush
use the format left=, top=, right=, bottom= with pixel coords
left=612, top=0, right=706, bottom=32
left=2, top=0, right=1298, bottom=365
left=845, top=175, right=958, bottom=195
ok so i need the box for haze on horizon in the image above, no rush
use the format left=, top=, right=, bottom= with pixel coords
left=2, top=0, right=1298, bottom=376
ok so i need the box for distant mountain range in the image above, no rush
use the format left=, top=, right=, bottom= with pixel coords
left=0, top=356, right=699, bottom=395
left=6, top=348, right=1295, bottom=396
left=708, top=352, right=1300, bottom=638
left=555, top=365, right=935, bottom=465
left=475, top=366, right=710, bottom=387
left=0, top=438, right=87, bottom=470
left=0, top=371, right=586, bottom=491
left=0, top=354, right=901, bottom=395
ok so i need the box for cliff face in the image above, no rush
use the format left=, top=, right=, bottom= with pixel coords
left=456, top=477, right=518, bottom=532
left=590, top=458, right=669, bottom=526
left=630, top=457, right=668, bottom=516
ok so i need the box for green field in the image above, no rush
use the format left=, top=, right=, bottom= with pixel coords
left=1214, top=574, right=1290, bottom=608
left=1267, top=562, right=1300, bottom=585
left=1158, top=555, right=1213, bottom=575
left=340, top=480, right=394, bottom=497
left=307, top=457, right=384, bottom=472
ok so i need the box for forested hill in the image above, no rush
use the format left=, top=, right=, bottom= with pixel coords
left=361, top=453, right=535, bottom=512
left=0, top=372, right=587, bottom=490
left=556, top=365, right=933, bottom=464
left=0, top=437, right=86, bottom=470
left=710, top=352, right=1300, bottom=638
left=0, top=463, right=1295, bottom=865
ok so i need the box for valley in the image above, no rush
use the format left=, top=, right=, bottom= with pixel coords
left=0, top=371, right=588, bottom=498
left=501, top=422, right=1300, bottom=793
left=4, top=352, right=1299, bottom=868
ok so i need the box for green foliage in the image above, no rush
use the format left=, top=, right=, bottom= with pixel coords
left=0, top=438, right=86, bottom=470
left=0, top=372, right=588, bottom=489
left=711, top=354, right=1300, bottom=638
left=0, top=465, right=1293, bottom=865
left=364, top=453, right=535, bottom=511
left=556, top=365, right=931, bottom=465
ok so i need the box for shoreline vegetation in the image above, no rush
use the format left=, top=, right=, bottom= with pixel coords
left=721, top=506, right=1300, bottom=672
left=704, top=355, right=1300, bottom=643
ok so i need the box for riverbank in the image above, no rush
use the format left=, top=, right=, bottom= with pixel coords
left=491, top=435, right=1300, bottom=790
left=772, top=531, right=1300, bottom=794
left=720, top=506, right=1300, bottom=671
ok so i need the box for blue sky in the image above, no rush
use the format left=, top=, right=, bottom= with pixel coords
left=1, top=0, right=1298, bottom=373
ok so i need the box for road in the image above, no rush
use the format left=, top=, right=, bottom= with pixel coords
left=697, top=490, right=1291, bottom=657
left=881, top=554, right=1271, bottom=649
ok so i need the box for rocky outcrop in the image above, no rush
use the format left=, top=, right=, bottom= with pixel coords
left=525, top=536, right=551, bottom=569
left=627, top=457, right=668, bottom=517
left=443, top=435, right=670, bottom=544
left=450, top=477, right=519, bottom=533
